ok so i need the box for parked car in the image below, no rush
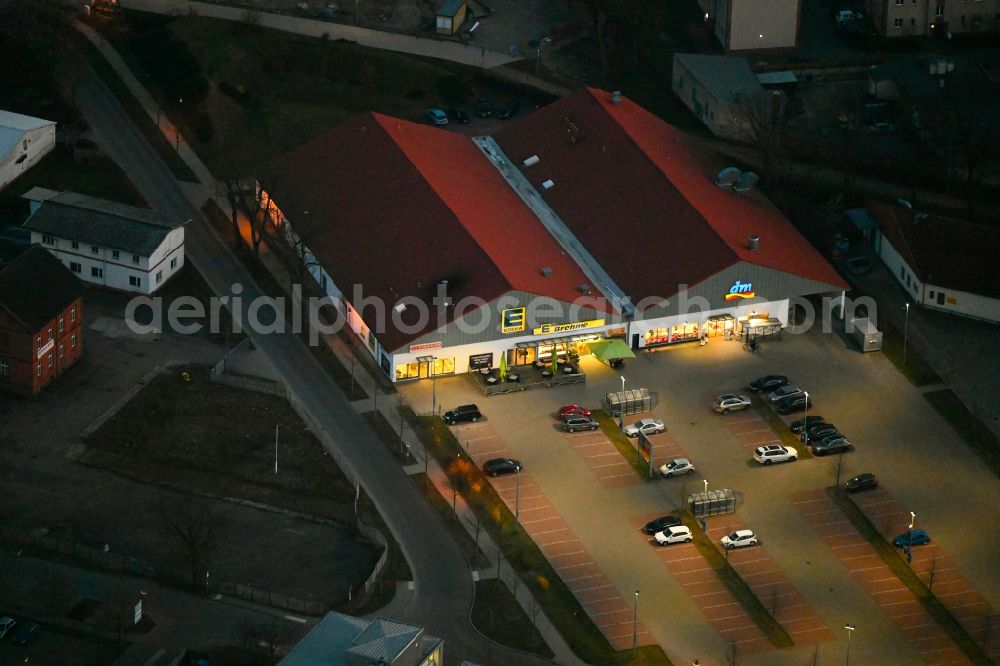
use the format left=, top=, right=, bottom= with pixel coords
left=654, top=525, right=693, bottom=545
left=0, top=617, right=15, bottom=640
left=624, top=418, right=666, bottom=438
left=475, top=97, right=492, bottom=117
left=775, top=393, right=811, bottom=415
left=713, top=394, right=752, bottom=414
left=11, top=621, right=39, bottom=645
left=448, top=106, right=470, bottom=124
left=834, top=9, right=862, bottom=23
left=843, top=472, right=878, bottom=493
left=497, top=98, right=520, bottom=119
left=558, top=404, right=591, bottom=420
left=482, top=458, right=522, bottom=477
left=801, top=423, right=838, bottom=443
left=721, top=529, right=758, bottom=549
left=789, top=415, right=826, bottom=434
left=754, top=444, right=798, bottom=465
left=443, top=404, right=481, bottom=425
left=563, top=415, right=599, bottom=432
left=643, top=515, right=681, bottom=535
left=811, top=435, right=853, bottom=456
left=766, top=385, right=802, bottom=404
left=426, top=108, right=449, bottom=126
left=658, top=457, right=695, bottom=478
left=749, top=375, right=788, bottom=392
left=893, top=529, right=931, bottom=548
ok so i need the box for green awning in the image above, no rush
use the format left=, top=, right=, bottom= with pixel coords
left=587, top=338, right=636, bottom=361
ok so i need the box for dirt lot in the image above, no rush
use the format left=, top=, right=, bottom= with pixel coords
left=83, top=364, right=357, bottom=523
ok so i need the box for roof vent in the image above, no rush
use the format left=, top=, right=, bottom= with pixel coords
left=541, top=267, right=553, bottom=277
left=733, top=172, right=759, bottom=193
left=611, top=90, right=622, bottom=104
left=523, top=155, right=540, bottom=167
left=747, top=234, right=760, bottom=251
left=394, top=302, right=407, bottom=313
left=914, top=212, right=928, bottom=224
left=541, top=179, right=554, bottom=190
left=579, top=284, right=591, bottom=295
left=715, top=167, right=741, bottom=188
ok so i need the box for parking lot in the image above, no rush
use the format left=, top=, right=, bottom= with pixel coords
left=403, top=321, right=1000, bottom=664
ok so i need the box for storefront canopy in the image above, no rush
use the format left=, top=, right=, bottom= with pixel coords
left=587, top=338, right=636, bottom=361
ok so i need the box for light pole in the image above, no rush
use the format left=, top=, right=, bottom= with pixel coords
left=619, top=375, right=626, bottom=430
left=631, top=590, right=639, bottom=655
left=907, top=511, right=916, bottom=563
left=175, top=98, right=183, bottom=153
left=803, top=391, right=810, bottom=446
left=902, top=303, right=911, bottom=366
left=844, top=623, right=855, bottom=665
left=515, top=465, right=521, bottom=524
left=535, top=36, right=552, bottom=77
left=431, top=356, right=438, bottom=416
left=703, top=479, right=708, bottom=494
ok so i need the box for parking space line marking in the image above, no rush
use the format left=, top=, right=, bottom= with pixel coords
left=576, top=583, right=615, bottom=593
left=558, top=561, right=596, bottom=570
left=703, top=601, right=740, bottom=610
left=549, top=550, right=586, bottom=558
left=534, top=527, right=570, bottom=537
left=565, top=573, right=602, bottom=582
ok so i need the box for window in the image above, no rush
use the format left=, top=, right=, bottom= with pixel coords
left=894, top=17, right=904, bottom=27
left=895, top=0, right=903, bottom=5
left=900, top=266, right=905, bottom=280
left=678, top=75, right=684, bottom=90
left=47, top=327, right=53, bottom=342
left=47, top=353, right=53, bottom=368
left=936, top=5, right=945, bottom=16
left=132, top=254, right=140, bottom=264
left=69, top=262, right=81, bottom=273
left=937, top=292, right=945, bottom=305
left=71, top=333, right=77, bottom=348
left=36, top=335, right=41, bottom=351
left=960, top=14, right=966, bottom=25
left=112, top=250, right=120, bottom=260
left=91, top=245, right=99, bottom=254
left=58, top=317, right=64, bottom=333
left=37, top=363, right=42, bottom=377
left=71, top=240, right=79, bottom=250
left=170, top=257, right=177, bottom=269
left=129, top=275, right=141, bottom=287
left=911, top=17, right=917, bottom=25
left=0, top=360, right=7, bottom=376
left=91, top=266, right=103, bottom=278
left=929, top=290, right=935, bottom=299
left=42, top=234, right=55, bottom=245
left=70, top=306, right=77, bottom=322
left=59, top=343, right=64, bottom=359
left=156, top=270, right=163, bottom=284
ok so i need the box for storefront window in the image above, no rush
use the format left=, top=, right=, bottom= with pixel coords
left=395, top=357, right=455, bottom=381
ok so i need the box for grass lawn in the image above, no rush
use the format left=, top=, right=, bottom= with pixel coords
left=829, top=488, right=989, bottom=663
left=879, top=316, right=942, bottom=387
left=923, top=389, right=1000, bottom=477
left=595, top=410, right=657, bottom=479
left=471, top=578, right=555, bottom=659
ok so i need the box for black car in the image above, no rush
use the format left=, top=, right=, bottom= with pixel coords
left=789, top=415, right=826, bottom=434
left=11, top=621, right=39, bottom=645
left=497, top=99, right=520, bottom=119
left=844, top=473, right=878, bottom=493
left=811, top=435, right=853, bottom=456
left=475, top=97, right=492, bottom=118
left=482, top=458, right=522, bottom=477
left=448, top=106, right=470, bottom=124
left=443, top=404, right=482, bottom=425
left=801, top=422, right=836, bottom=442
left=776, top=393, right=811, bottom=415
left=643, top=515, right=681, bottom=535
left=749, top=374, right=788, bottom=392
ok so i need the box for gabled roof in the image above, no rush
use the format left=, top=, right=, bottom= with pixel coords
left=21, top=190, right=183, bottom=257
left=266, top=113, right=606, bottom=352
left=0, top=110, right=55, bottom=164
left=493, top=87, right=847, bottom=306
left=0, top=244, right=83, bottom=332
left=278, top=613, right=429, bottom=666
left=869, top=202, right=1000, bottom=298
left=346, top=618, right=420, bottom=661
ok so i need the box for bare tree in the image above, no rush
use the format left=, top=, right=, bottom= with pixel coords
left=241, top=619, right=289, bottom=656
left=726, top=638, right=741, bottom=666
left=736, top=90, right=786, bottom=180
left=926, top=556, right=938, bottom=593
left=154, top=498, right=215, bottom=589
left=100, top=581, right=138, bottom=644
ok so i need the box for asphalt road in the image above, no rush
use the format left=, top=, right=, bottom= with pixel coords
left=70, top=58, right=552, bottom=666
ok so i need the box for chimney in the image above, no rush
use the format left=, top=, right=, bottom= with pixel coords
left=523, top=155, right=540, bottom=167
left=747, top=234, right=760, bottom=251
left=541, top=267, right=553, bottom=277
left=579, top=284, right=591, bottom=295
left=611, top=90, right=622, bottom=104
left=542, top=179, right=554, bottom=189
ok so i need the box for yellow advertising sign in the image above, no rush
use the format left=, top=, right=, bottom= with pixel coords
left=501, top=307, right=526, bottom=334
left=533, top=319, right=606, bottom=336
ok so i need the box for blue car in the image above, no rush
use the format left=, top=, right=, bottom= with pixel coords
left=892, top=529, right=930, bottom=548
left=426, top=108, right=449, bottom=126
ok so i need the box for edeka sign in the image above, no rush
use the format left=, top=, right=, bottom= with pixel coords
left=532, top=319, right=606, bottom=336
left=724, top=280, right=756, bottom=301
left=501, top=307, right=526, bottom=334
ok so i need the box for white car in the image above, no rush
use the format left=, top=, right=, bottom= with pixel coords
left=766, top=385, right=802, bottom=404
left=654, top=525, right=693, bottom=545
left=721, top=529, right=758, bottom=550
left=754, top=444, right=798, bottom=464
left=713, top=394, right=751, bottom=414
left=659, top=458, right=695, bottom=478
left=624, top=418, right=665, bottom=438
left=0, top=617, right=15, bottom=639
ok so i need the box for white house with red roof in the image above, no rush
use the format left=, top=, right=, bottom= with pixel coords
left=262, top=88, right=847, bottom=382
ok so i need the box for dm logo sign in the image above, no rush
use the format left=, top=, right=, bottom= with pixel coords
left=725, top=280, right=756, bottom=301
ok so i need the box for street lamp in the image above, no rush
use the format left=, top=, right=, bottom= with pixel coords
left=175, top=98, right=183, bottom=153
left=703, top=479, right=708, bottom=494
left=902, top=303, right=911, bottom=366
left=844, top=623, right=856, bottom=665
left=907, top=512, right=916, bottom=563
left=619, top=375, right=626, bottom=430
left=535, top=36, right=552, bottom=77
left=515, top=465, right=521, bottom=524
left=431, top=356, right=438, bottom=416
left=803, top=391, right=810, bottom=446
left=631, top=590, right=639, bottom=654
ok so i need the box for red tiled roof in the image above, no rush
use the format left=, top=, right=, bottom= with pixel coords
left=869, top=202, right=1000, bottom=298
left=493, top=88, right=847, bottom=305
left=266, top=113, right=603, bottom=352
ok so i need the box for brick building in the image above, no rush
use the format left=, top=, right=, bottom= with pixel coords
left=0, top=244, right=85, bottom=395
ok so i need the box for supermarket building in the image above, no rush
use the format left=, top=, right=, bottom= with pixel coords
left=262, top=88, right=848, bottom=383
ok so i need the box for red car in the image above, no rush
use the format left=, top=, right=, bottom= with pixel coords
left=558, top=404, right=591, bottom=419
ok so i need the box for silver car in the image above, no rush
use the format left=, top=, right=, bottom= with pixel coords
left=659, top=458, right=695, bottom=478
left=766, top=385, right=802, bottom=404
left=713, top=394, right=751, bottom=414
left=624, top=418, right=665, bottom=438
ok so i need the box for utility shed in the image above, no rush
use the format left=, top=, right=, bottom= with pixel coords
left=850, top=317, right=882, bottom=352
left=436, top=0, right=468, bottom=35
